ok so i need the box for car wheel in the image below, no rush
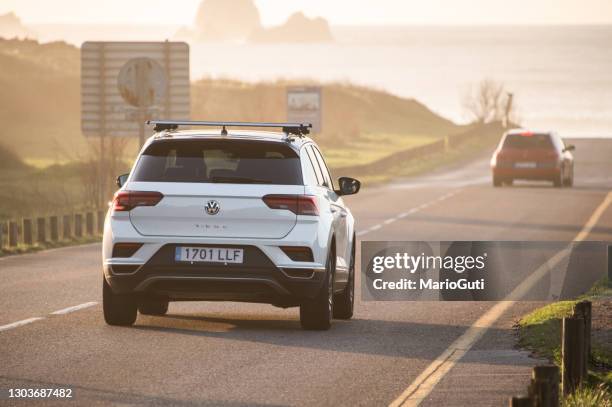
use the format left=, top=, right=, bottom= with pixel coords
left=493, top=176, right=502, bottom=187
left=563, top=167, right=574, bottom=187
left=504, top=179, right=514, bottom=186
left=138, top=298, right=169, bottom=316
left=103, top=277, right=137, bottom=326
left=553, top=172, right=563, bottom=188
left=300, top=248, right=335, bottom=330
left=333, top=239, right=355, bottom=320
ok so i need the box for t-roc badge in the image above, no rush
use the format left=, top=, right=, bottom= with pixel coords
left=205, top=200, right=220, bottom=215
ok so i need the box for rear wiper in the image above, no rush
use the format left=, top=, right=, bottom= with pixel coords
left=211, top=176, right=272, bottom=184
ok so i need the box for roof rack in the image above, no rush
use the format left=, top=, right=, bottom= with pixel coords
left=146, top=120, right=312, bottom=136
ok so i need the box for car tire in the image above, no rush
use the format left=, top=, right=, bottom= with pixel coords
left=504, top=179, right=514, bottom=186
left=138, top=298, right=169, bottom=316
left=300, top=248, right=335, bottom=330
left=553, top=172, right=563, bottom=188
left=103, top=277, right=137, bottom=326
left=333, top=239, right=355, bottom=320
left=493, top=176, right=502, bottom=187
left=563, top=167, right=574, bottom=187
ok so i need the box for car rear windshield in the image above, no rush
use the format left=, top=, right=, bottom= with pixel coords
left=502, top=133, right=554, bottom=149
left=131, top=139, right=303, bottom=185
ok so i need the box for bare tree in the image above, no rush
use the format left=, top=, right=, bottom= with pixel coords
left=79, top=137, right=130, bottom=209
left=463, top=79, right=513, bottom=124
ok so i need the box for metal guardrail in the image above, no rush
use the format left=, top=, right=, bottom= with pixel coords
left=0, top=209, right=106, bottom=250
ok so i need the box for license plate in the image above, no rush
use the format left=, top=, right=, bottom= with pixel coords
left=175, top=247, right=244, bottom=264
left=514, top=162, right=537, bottom=168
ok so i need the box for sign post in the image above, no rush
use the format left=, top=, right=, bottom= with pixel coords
left=287, top=86, right=322, bottom=134
left=81, top=41, right=190, bottom=203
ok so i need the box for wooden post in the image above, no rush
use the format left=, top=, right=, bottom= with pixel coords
left=50, top=216, right=59, bottom=241
left=98, top=43, right=107, bottom=208
left=509, top=396, right=531, bottom=407
left=608, top=244, right=611, bottom=288
left=562, top=317, right=585, bottom=395
left=86, top=212, right=94, bottom=236
left=63, top=214, right=72, bottom=240
left=75, top=214, right=83, bottom=238
left=37, top=217, right=46, bottom=243
left=530, top=365, right=559, bottom=407
left=9, top=221, right=19, bottom=247
left=97, top=210, right=105, bottom=234
left=573, top=301, right=591, bottom=377
left=23, top=218, right=33, bottom=246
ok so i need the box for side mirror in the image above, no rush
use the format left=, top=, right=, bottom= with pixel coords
left=116, top=173, right=129, bottom=188
left=336, top=177, right=361, bottom=196
left=564, top=145, right=575, bottom=152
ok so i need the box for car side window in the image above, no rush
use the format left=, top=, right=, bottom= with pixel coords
left=311, top=146, right=334, bottom=190
left=305, top=145, right=326, bottom=187
left=300, top=147, right=319, bottom=186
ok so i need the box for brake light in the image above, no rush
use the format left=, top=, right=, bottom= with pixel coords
left=520, top=131, right=533, bottom=137
left=112, top=191, right=163, bottom=211
left=263, top=195, right=319, bottom=216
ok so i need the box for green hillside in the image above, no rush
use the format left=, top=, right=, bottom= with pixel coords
left=0, top=143, right=26, bottom=170
left=0, top=38, right=498, bottom=220
left=0, top=38, right=461, bottom=162
left=192, top=78, right=458, bottom=137
left=0, top=39, right=84, bottom=160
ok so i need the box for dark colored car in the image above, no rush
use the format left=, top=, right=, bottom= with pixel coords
left=490, top=130, right=575, bottom=187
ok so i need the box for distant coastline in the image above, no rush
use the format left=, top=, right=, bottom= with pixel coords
left=5, top=24, right=612, bottom=137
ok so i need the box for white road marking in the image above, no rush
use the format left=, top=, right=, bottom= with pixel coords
left=0, top=301, right=99, bottom=333
left=390, top=176, right=490, bottom=190
left=357, top=190, right=461, bottom=237
left=50, top=301, right=98, bottom=315
left=0, top=317, right=44, bottom=332
left=389, top=190, right=612, bottom=407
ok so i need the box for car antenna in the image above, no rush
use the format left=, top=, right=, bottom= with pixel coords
left=221, top=125, right=228, bottom=136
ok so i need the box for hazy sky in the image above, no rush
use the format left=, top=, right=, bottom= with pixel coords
left=2, top=0, right=611, bottom=25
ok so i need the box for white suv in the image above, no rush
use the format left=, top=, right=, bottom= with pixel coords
left=102, top=121, right=360, bottom=330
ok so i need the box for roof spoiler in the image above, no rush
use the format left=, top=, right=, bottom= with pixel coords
left=146, top=120, right=312, bottom=136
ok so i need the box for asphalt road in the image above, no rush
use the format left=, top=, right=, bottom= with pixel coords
left=1, top=138, right=611, bottom=406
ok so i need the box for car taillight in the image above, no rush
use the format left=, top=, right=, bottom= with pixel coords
left=262, top=195, right=319, bottom=216
left=112, top=191, right=163, bottom=211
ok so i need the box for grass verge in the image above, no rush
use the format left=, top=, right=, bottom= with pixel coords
left=322, top=132, right=437, bottom=168
left=345, top=131, right=498, bottom=186
left=516, top=278, right=612, bottom=405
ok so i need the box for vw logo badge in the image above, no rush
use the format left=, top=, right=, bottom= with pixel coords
left=205, top=200, right=220, bottom=215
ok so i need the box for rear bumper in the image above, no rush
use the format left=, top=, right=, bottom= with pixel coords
left=492, top=167, right=560, bottom=180
left=104, top=244, right=326, bottom=307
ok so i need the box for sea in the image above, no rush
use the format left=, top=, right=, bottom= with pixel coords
left=33, top=24, right=612, bottom=137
